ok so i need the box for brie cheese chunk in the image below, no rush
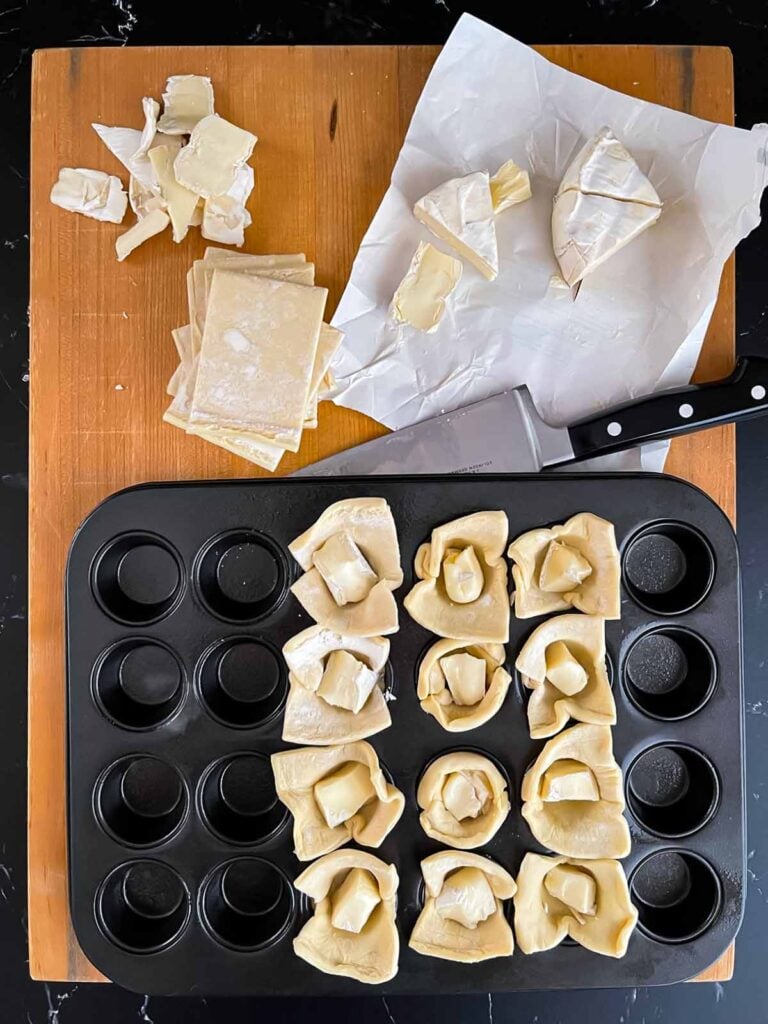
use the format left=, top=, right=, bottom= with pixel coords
left=390, top=241, right=462, bottom=332
left=312, top=531, right=379, bottom=607
left=434, top=866, right=496, bottom=929
left=314, top=761, right=377, bottom=828
left=50, top=168, right=127, bottom=223
left=317, top=649, right=378, bottom=713
left=440, top=652, right=486, bottom=707
left=442, top=545, right=484, bottom=604
left=552, top=127, right=662, bottom=287
left=541, top=759, right=599, bottom=802
left=545, top=640, right=588, bottom=696
left=442, top=770, right=491, bottom=821
left=490, top=159, right=532, bottom=213
left=157, top=75, right=215, bottom=135
left=330, top=867, right=382, bottom=933
left=544, top=863, right=597, bottom=917
left=414, top=171, right=498, bottom=280
left=115, top=207, right=170, bottom=261
left=148, top=146, right=199, bottom=243
left=174, top=114, right=257, bottom=198
left=129, top=174, right=166, bottom=218
left=201, top=165, right=254, bottom=247
left=539, top=541, right=593, bottom=593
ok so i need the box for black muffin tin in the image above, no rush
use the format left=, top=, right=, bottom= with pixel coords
left=66, top=475, right=745, bottom=994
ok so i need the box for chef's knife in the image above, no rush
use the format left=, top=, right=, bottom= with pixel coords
left=295, top=356, right=768, bottom=476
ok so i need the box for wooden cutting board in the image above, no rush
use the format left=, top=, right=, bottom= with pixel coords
left=29, top=42, right=735, bottom=984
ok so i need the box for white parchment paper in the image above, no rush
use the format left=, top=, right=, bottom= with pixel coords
left=329, top=15, right=768, bottom=471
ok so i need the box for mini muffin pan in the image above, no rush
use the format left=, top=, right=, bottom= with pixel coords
left=66, top=475, right=745, bottom=995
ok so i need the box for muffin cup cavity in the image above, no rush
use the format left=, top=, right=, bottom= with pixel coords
left=96, top=860, right=191, bottom=953
left=196, top=637, right=286, bottom=728
left=92, top=639, right=185, bottom=730
left=92, top=533, right=184, bottom=625
left=95, top=756, right=188, bottom=848
left=200, top=858, right=294, bottom=951
left=626, top=744, right=719, bottom=838
left=195, top=530, right=288, bottom=623
left=198, top=753, right=288, bottom=846
left=630, top=850, right=722, bottom=944
left=623, top=627, right=716, bottom=721
left=622, top=521, right=715, bottom=616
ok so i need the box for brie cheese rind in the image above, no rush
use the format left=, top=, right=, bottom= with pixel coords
left=157, top=75, right=215, bottom=135
left=50, top=168, right=128, bottom=224
left=516, top=614, right=616, bottom=738
left=293, top=850, right=399, bottom=984
left=552, top=127, right=662, bottom=287
left=289, top=499, right=403, bottom=637
left=404, top=511, right=509, bottom=643
left=508, top=512, right=620, bottom=620
left=514, top=852, right=637, bottom=958
left=414, top=171, right=499, bottom=280
left=390, top=241, right=462, bottom=332
left=93, top=99, right=183, bottom=193
left=418, top=638, right=511, bottom=732
left=521, top=724, right=630, bottom=859
left=282, top=626, right=391, bottom=745
left=490, top=159, right=532, bottom=214
left=409, top=851, right=516, bottom=962
left=417, top=751, right=510, bottom=849
left=202, top=165, right=254, bottom=247
left=174, top=114, right=257, bottom=199
left=271, top=741, right=405, bottom=861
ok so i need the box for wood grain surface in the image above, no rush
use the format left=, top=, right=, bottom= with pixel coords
left=30, top=43, right=735, bottom=984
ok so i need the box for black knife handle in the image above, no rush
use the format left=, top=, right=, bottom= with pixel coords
left=564, top=355, right=768, bottom=463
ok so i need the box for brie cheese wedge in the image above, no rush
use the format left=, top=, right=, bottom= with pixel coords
left=414, top=171, right=498, bottom=280
left=148, top=146, right=199, bottom=243
left=50, top=168, right=127, bottom=223
left=552, top=127, right=662, bottom=287
left=115, top=207, right=170, bottom=261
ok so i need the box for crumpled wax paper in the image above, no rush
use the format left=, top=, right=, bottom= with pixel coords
left=329, top=14, right=768, bottom=472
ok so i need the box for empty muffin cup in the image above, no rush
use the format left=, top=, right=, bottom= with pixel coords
left=199, top=753, right=288, bottom=846
left=96, top=755, right=188, bottom=847
left=97, top=860, right=191, bottom=953
left=195, top=530, right=287, bottom=622
left=630, top=850, right=722, bottom=943
left=196, top=637, right=286, bottom=728
left=92, top=533, right=184, bottom=625
left=93, top=638, right=185, bottom=729
left=201, top=858, right=294, bottom=951
left=622, top=521, right=715, bottom=615
left=626, top=744, right=719, bottom=838
left=623, top=627, right=716, bottom=721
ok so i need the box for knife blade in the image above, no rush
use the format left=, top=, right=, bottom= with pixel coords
left=295, top=356, right=768, bottom=477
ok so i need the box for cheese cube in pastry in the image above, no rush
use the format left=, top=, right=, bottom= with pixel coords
left=544, top=863, right=597, bottom=917
left=434, top=866, right=496, bottom=929
left=541, top=759, right=599, bottom=802
left=314, top=762, right=376, bottom=828
left=545, top=641, right=588, bottom=696
left=440, top=652, right=486, bottom=706
left=331, top=868, right=382, bottom=933
left=317, top=649, right=378, bottom=714
left=443, top=546, right=484, bottom=604
left=442, top=771, right=491, bottom=821
left=312, top=531, right=378, bottom=607
left=539, top=541, right=593, bottom=593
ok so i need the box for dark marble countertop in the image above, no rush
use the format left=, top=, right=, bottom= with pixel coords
left=3, top=1, right=768, bottom=1021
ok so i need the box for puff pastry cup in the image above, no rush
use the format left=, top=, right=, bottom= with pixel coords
left=417, top=639, right=511, bottom=732
left=289, top=498, right=403, bottom=637
left=521, top=724, right=630, bottom=859
left=404, top=511, right=510, bottom=643
left=409, top=850, right=516, bottom=962
left=417, top=751, right=510, bottom=848
left=282, top=626, right=391, bottom=744
left=514, top=852, right=637, bottom=958
left=508, top=512, right=621, bottom=619
left=271, top=741, right=405, bottom=861
left=293, top=850, right=399, bottom=984
left=516, top=614, right=615, bottom=739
